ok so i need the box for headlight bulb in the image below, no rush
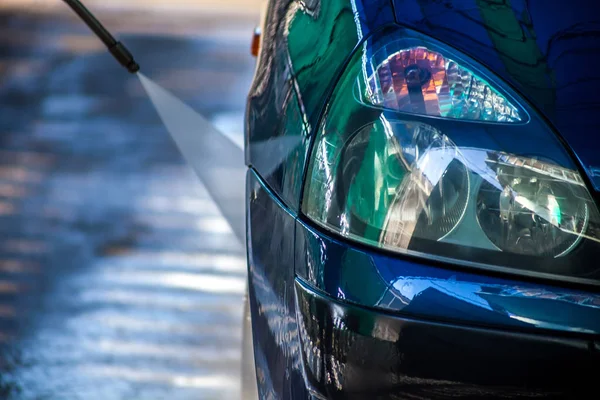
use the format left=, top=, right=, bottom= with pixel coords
left=476, top=154, right=590, bottom=257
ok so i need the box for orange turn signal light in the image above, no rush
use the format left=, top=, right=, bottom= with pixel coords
left=251, top=27, right=261, bottom=57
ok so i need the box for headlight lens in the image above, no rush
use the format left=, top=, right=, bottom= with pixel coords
left=302, top=29, right=600, bottom=284
left=358, top=46, right=522, bottom=122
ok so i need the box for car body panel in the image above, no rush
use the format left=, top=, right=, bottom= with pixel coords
left=295, top=218, right=600, bottom=335
left=390, top=0, right=600, bottom=190
left=295, top=278, right=598, bottom=398
left=246, top=169, right=308, bottom=399
left=285, top=0, right=395, bottom=131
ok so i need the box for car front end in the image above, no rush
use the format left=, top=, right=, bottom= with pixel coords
left=245, top=1, right=600, bottom=398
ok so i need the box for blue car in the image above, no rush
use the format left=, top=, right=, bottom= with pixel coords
left=243, top=0, right=600, bottom=398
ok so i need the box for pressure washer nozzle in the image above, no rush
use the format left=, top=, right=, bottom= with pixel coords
left=110, top=42, right=140, bottom=74
left=63, top=0, right=140, bottom=74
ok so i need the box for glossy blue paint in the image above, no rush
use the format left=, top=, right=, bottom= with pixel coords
left=295, top=217, right=600, bottom=335
left=391, top=0, right=600, bottom=190
left=295, top=278, right=598, bottom=398
left=246, top=169, right=308, bottom=399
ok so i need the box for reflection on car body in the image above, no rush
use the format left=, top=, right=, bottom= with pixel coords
left=244, top=0, right=600, bottom=398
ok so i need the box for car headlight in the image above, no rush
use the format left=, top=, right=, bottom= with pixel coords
left=359, top=45, right=522, bottom=122
left=302, top=28, right=600, bottom=285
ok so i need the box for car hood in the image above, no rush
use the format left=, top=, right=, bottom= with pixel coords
left=392, top=0, right=600, bottom=190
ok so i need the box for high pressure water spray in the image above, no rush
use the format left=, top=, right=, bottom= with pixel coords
left=63, top=0, right=140, bottom=73
left=60, top=0, right=254, bottom=241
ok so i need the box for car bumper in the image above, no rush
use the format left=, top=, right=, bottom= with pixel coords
left=294, top=277, right=599, bottom=399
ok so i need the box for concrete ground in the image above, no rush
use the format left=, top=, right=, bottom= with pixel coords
left=0, top=1, right=258, bottom=399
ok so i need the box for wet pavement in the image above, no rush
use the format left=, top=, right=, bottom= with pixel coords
left=0, top=2, right=256, bottom=399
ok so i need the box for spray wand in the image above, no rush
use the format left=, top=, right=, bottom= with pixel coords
left=63, top=0, right=140, bottom=73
